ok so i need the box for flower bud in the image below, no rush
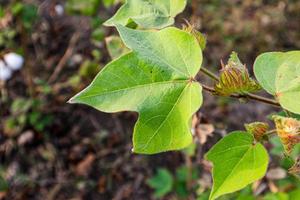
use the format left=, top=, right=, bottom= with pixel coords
left=245, top=122, right=269, bottom=141
left=289, top=157, right=300, bottom=177
left=214, top=52, right=261, bottom=96
left=273, top=116, right=300, bottom=154
left=4, top=52, right=24, bottom=71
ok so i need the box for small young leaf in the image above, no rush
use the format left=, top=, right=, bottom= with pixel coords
left=105, top=36, right=130, bottom=59
left=147, top=168, right=173, bottom=198
left=254, top=51, right=300, bottom=114
left=104, top=0, right=187, bottom=29
left=70, top=26, right=203, bottom=154
left=205, top=131, right=269, bottom=200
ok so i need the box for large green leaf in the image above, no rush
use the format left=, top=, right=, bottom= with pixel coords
left=104, top=0, right=187, bottom=29
left=254, top=51, right=300, bottom=114
left=69, top=25, right=203, bottom=154
left=205, top=131, right=269, bottom=200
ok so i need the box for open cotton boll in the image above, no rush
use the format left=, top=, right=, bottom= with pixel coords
left=4, top=52, right=24, bottom=71
left=55, top=4, right=64, bottom=16
left=0, top=61, right=12, bottom=81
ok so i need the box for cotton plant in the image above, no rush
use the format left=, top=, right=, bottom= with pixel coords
left=69, top=1, right=300, bottom=199
left=0, top=52, right=24, bottom=82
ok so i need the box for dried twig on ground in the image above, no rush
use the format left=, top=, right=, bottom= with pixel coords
left=48, top=32, right=80, bottom=83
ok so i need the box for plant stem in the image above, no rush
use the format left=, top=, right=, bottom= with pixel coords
left=245, top=93, right=280, bottom=107
left=201, top=84, right=280, bottom=107
left=265, top=129, right=277, bottom=136
left=200, top=67, right=219, bottom=81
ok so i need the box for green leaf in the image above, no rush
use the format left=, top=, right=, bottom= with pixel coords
left=289, top=189, right=300, bottom=200
left=263, top=192, right=289, bottom=200
left=205, top=131, right=269, bottom=200
left=254, top=51, right=300, bottom=114
left=0, top=175, right=8, bottom=192
left=147, top=168, right=173, bottom=198
left=66, top=0, right=100, bottom=16
left=20, top=4, right=38, bottom=30
left=103, top=0, right=119, bottom=8
left=70, top=25, right=203, bottom=154
left=105, top=36, right=130, bottom=59
left=104, top=0, right=187, bottom=29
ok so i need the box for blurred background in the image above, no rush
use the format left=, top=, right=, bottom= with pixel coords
left=0, top=0, right=300, bottom=199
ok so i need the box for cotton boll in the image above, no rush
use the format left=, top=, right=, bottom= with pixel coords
left=0, top=61, right=12, bottom=81
left=55, top=4, right=64, bottom=16
left=4, top=52, right=24, bottom=71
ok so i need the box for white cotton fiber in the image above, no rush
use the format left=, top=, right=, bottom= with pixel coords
left=4, top=52, right=24, bottom=71
left=0, top=61, right=12, bottom=81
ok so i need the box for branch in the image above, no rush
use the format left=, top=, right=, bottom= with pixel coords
left=265, top=129, right=277, bottom=136
left=201, top=84, right=280, bottom=107
left=200, top=67, right=219, bottom=81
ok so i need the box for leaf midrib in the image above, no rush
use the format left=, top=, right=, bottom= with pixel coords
left=74, top=79, right=187, bottom=100
left=211, top=145, right=253, bottom=199
left=138, top=83, right=190, bottom=151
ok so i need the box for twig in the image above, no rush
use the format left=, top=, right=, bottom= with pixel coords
left=48, top=32, right=80, bottom=83
left=246, top=93, right=280, bottom=107
left=201, top=84, right=280, bottom=107
left=265, top=129, right=277, bottom=136
left=0, top=81, right=7, bottom=103
left=200, top=67, right=219, bottom=81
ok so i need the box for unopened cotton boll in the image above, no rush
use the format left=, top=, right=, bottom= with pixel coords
left=4, top=52, right=24, bottom=71
left=0, top=61, right=12, bottom=81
